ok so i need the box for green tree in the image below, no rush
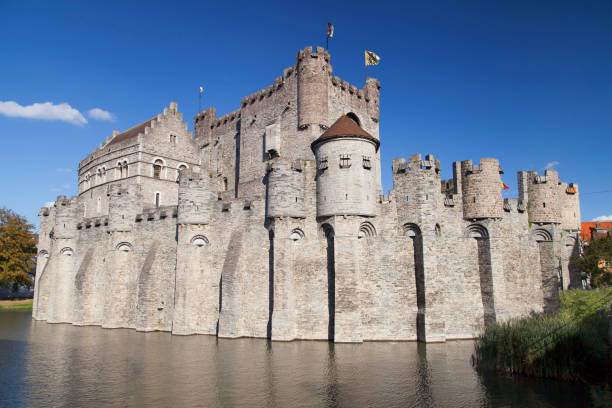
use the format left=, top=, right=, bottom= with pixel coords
left=0, top=208, right=37, bottom=289
left=572, top=235, right=612, bottom=288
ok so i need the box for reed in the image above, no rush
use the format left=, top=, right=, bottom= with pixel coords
left=473, top=288, right=611, bottom=383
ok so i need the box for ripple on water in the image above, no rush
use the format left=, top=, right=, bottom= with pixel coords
left=0, top=312, right=594, bottom=408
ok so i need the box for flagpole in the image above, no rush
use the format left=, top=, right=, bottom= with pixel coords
left=199, top=88, right=202, bottom=113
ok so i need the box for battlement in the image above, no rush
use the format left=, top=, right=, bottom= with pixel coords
left=392, top=154, right=440, bottom=174
left=55, top=195, right=79, bottom=208
left=530, top=169, right=560, bottom=185
left=296, top=46, right=330, bottom=62
left=77, top=216, right=109, bottom=230
left=135, top=205, right=178, bottom=222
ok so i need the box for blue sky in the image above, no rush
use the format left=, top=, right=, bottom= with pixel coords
left=1, top=0, right=611, bottom=228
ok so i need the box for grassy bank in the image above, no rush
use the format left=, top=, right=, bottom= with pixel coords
left=473, top=288, right=611, bottom=383
left=0, top=299, right=33, bottom=310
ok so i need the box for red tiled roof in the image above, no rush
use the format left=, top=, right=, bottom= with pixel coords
left=311, top=115, right=379, bottom=151
left=581, top=221, right=612, bottom=241
left=107, top=117, right=156, bottom=146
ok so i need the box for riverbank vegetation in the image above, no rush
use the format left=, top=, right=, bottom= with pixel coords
left=0, top=299, right=33, bottom=310
left=0, top=208, right=37, bottom=289
left=572, top=235, right=612, bottom=288
left=473, top=288, right=611, bottom=384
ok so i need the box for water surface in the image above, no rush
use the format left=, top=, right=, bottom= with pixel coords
left=0, top=311, right=593, bottom=407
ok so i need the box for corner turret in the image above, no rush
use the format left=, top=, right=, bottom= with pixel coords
left=312, top=115, right=379, bottom=217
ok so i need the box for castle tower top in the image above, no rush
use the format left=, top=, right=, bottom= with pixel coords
left=311, top=115, right=379, bottom=152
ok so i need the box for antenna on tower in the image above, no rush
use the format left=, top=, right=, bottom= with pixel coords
left=199, top=86, right=203, bottom=113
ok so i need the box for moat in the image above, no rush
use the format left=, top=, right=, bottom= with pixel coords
left=0, top=311, right=594, bottom=407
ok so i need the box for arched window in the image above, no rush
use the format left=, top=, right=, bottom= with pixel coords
left=290, top=228, right=305, bottom=241
left=177, top=164, right=188, bottom=181
left=102, top=167, right=107, bottom=183
left=117, top=162, right=122, bottom=179
left=117, top=242, right=132, bottom=252
left=358, top=222, right=376, bottom=238
left=223, top=177, right=228, bottom=191
left=190, top=235, right=209, bottom=247
left=155, top=192, right=160, bottom=207
left=170, top=134, right=177, bottom=144
left=96, top=168, right=102, bottom=185
left=153, top=159, right=163, bottom=179
left=122, top=161, right=128, bottom=178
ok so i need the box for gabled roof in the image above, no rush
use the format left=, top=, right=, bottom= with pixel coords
left=311, top=115, right=379, bottom=152
left=107, top=117, right=156, bottom=146
left=581, top=221, right=612, bottom=241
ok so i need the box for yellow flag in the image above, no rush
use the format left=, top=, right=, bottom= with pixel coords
left=365, top=50, right=380, bottom=66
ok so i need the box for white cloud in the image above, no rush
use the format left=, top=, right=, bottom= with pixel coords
left=544, top=161, right=560, bottom=170
left=593, top=214, right=612, bottom=221
left=87, top=107, right=115, bottom=121
left=0, top=100, right=87, bottom=125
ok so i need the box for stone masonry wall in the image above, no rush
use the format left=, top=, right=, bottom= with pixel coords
left=33, top=47, right=581, bottom=344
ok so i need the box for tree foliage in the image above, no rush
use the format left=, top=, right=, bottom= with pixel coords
left=572, top=236, right=612, bottom=288
left=0, top=208, right=37, bottom=289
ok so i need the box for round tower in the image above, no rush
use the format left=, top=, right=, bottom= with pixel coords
left=311, top=115, right=379, bottom=217
left=461, top=158, right=503, bottom=219
left=527, top=170, right=562, bottom=224
left=266, top=159, right=305, bottom=218
left=297, top=46, right=330, bottom=129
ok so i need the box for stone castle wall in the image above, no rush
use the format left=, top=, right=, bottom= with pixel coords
left=33, top=46, right=583, bottom=343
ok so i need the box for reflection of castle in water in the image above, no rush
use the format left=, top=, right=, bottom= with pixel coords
left=33, top=46, right=581, bottom=343
left=17, top=316, right=591, bottom=406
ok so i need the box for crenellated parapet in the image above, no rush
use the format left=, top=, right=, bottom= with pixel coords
left=461, top=158, right=504, bottom=220
left=518, top=169, right=578, bottom=227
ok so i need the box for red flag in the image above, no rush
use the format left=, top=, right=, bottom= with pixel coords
left=501, top=182, right=510, bottom=190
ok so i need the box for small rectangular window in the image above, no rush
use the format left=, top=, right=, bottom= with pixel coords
left=339, top=154, right=351, bottom=168
left=318, top=156, right=328, bottom=170
left=362, top=156, right=371, bottom=169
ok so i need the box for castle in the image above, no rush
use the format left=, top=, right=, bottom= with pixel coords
left=32, top=46, right=582, bottom=343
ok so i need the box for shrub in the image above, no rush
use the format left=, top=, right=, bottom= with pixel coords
left=473, top=288, right=612, bottom=383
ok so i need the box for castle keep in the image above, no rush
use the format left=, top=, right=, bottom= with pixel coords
left=33, top=47, right=582, bottom=342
